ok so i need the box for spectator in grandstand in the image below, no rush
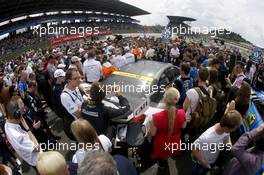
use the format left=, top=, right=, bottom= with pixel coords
left=71, top=118, right=111, bottom=164
left=52, top=69, right=66, bottom=117
left=192, top=110, right=242, bottom=175
left=170, top=43, right=180, bottom=65
left=111, top=48, right=127, bottom=69
left=78, top=151, right=118, bottom=175
left=37, top=151, right=68, bottom=175
left=81, top=82, right=130, bottom=137
left=223, top=123, right=264, bottom=175
left=173, top=63, right=194, bottom=107
left=4, top=96, right=42, bottom=167
left=60, top=68, right=83, bottom=140
left=148, top=87, right=186, bottom=171
left=83, top=50, right=103, bottom=83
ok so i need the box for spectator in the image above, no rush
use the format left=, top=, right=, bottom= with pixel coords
left=228, top=61, right=246, bottom=88
left=173, top=63, right=194, bottom=107
left=148, top=87, right=186, bottom=170
left=4, top=96, right=42, bottom=167
left=102, top=57, right=116, bottom=78
left=123, top=47, right=135, bottom=64
left=46, top=55, right=57, bottom=79
left=170, top=43, right=180, bottom=65
left=225, top=81, right=251, bottom=142
left=52, top=69, right=66, bottom=117
left=78, top=151, right=118, bottom=175
left=17, top=71, right=28, bottom=96
left=190, top=60, right=198, bottom=83
left=111, top=48, right=127, bottom=69
left=245, top=60, right=255, bottom=84
left=69, top=56, right=84, bottom=76
left=37, top=151, right=68, bottom=175
left=0, top=164, right=12, bottom=175
left=183, top=67, right=209, bottom=123
left=192, top=110, right=242, bottom=175
left=71, top=118, right=112, bottom=164
left=145, top=44, right=156, bottom=60
left=60, top=68, right=83, bottom=140
left=83, top=50, right=103, bottom=83
left=223, top=123, right=264, bottom=175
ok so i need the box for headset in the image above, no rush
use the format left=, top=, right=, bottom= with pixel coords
left=13, top=103, right=21, bottom=120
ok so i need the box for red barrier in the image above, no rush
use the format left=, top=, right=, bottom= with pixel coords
left=50, top=30, right=112, bottom=46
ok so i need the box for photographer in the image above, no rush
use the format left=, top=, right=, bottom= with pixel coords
left=4, top=96, right=42, bottom=167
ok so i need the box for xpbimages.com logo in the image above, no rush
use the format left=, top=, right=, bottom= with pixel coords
left=164, top=141, right=232, bottom=154
left=32, top=25, right=100, bottom=37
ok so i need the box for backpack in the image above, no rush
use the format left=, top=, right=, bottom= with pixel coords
left=191, top=87, right=217, bottom=128
left=208, top=85, right=225, bottom=112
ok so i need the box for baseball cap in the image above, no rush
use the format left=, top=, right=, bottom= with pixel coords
left=54, top=69, right=65, bottom=78
left=57, top=63, right=66, bottom=69
left=71, top=56, right=81, bottom=62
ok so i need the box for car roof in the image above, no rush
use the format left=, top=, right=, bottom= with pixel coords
left=119, top=60, right=173, bottom=78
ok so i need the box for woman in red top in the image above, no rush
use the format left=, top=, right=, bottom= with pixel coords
left=148, top=87, right=186, bottom=167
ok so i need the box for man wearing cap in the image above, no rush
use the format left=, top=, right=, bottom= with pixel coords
left=69, top=56, right=83, bottom=76
left=52, top=69, right=66, bottom=118
left=83, top=50, right=103, bottom=83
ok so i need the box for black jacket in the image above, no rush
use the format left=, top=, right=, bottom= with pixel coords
left=81, top=95, right=131, bottom=135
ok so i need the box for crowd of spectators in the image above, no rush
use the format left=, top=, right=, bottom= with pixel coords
left=0, top=33, right=264, bottom=175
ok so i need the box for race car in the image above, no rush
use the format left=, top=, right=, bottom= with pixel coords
left=102, top=60, right=180, bottom=116
left=241, top=89, right=264, bottom=175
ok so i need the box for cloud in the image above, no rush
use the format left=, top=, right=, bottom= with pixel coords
left=121, top=0, right=264, bottom=47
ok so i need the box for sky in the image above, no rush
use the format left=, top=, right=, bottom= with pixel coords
left=121, top=0, right=264, bottom=47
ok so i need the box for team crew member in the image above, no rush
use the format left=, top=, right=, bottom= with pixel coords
left=60, top=68, right=83, bottom=140
left=83, top=50, right=103, bottom=83
left=81, top=82, right=130, bottom=137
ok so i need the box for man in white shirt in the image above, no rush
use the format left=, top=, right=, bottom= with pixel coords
left=123, top=47, right=135, bottom=64
left=183, top=67, right=209, bottom=123
left=60, top=68, right=84, bottom=140
left=83, top=51, right=103, bottom=83
left=145, top=44, right=156, bottom=60
left=170, top=43, right=180, bottom=65
left=4, top=96, right=41, bottom=167
left=111, top=48, right=127, bottom=69
left=192, top=110, right=242, bottom=175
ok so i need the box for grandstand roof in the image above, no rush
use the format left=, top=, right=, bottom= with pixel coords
left=0, top=0, right=149, bottom=22
left=167, top=16, right=196, bottom=23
